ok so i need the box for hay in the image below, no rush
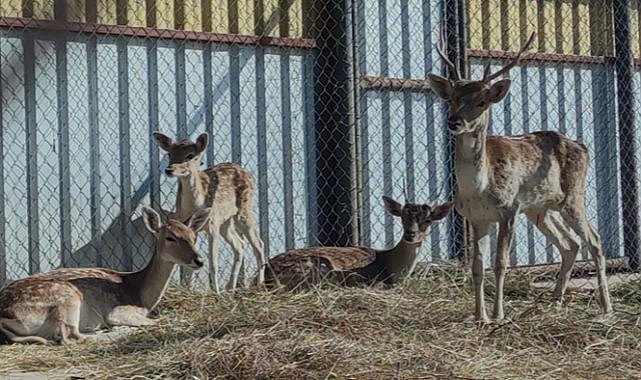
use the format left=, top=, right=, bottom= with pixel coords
left=2, top=263, right=641, bottom=379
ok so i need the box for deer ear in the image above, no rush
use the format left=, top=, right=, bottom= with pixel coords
left=427, top=74, right=453, bottom=100
left=152, top=132, right=173, bottom=152
left=487, top=79, right=511, bottom=103
left=382, top=196, right=403, bottom=217
left=430, top=202, right=455, bottom=221
left=142, top=206, right=163, bottom=235
left=195, top=133, right=209, bottom=154
left=188, top=208, right=211, bottom=232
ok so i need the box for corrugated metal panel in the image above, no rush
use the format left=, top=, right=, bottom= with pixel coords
left=0, top=34, right=314, bottom=284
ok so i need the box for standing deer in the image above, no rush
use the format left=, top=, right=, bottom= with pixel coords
left=153, top=132, right=265, bottom=293
left=426, top=27, right=612, bottom=322
left=0, top=207, right=210, bottom=344
left=264, top=196, right=453, bottom=290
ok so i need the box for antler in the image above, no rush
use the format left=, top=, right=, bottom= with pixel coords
left=482, top=32, right=536, bottom=83
left=403, top=177, right=409, bottom=203
left=435, top=20, right=461, bottom=81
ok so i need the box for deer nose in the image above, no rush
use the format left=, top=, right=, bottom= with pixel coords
left=192, top=256, right=204, bottom=268
left=447, top=117, right=463, bottom=131
left=405, top=231, right=416, bottom=240
left=164, top=167, right=174, bottom=176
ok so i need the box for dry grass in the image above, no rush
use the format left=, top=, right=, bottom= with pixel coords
left=2, top=262, right=641, bottom=379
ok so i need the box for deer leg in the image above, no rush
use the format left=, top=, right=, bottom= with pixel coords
left=0, top=318, right=49, bottom=344
left=207, top=223, right=221, bottom=294
left=561, top=205, right=613, bottom=314
left=106, top=306, right=155, bottom=327
left=527, top=210, right=580, bottom=302
left=236, top=213, right=266, bottom=286
left=493, top=216, right=515, bottom=321
left=220, top=219, right=246, bottom=292
left=471, top=222, right=490, bottom=323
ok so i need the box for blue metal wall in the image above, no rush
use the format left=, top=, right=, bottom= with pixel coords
left=0, top=31, right=316, bottom=285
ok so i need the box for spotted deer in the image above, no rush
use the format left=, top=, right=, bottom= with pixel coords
left=264, top=196, right=453, bottom=290
left=0, top=207, right=210, bottom=344
left=153, top=132, right=265, bottom=293
left=426, top=27, right=612, bottom=322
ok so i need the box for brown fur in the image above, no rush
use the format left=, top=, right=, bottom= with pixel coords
left=0, top=207, right=209, bottom=344
left=264, top=198, right=454, bottom=291
left=427, top=42, right=612, bottom=322
left=153, top=132, right=265, bottom=292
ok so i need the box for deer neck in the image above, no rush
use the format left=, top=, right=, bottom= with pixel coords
left=454, top=113, right=491, bottom=193
left=176, top=171, right=207, bottom=220
left=381, top=239, right=422, bottom=278
left=124, top=247, right=175, bottom=311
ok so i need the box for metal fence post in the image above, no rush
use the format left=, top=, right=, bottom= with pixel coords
left=444, top=0, right=466, bottom=260
left=613, top=0, right=640, bottom=270
left=312, top=0, right=358, bottom=247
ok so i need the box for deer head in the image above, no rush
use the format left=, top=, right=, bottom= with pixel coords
left=427, top=24, right=535, bottom=135
left=141, top=206, right=210, bottom=269
left=152, top=132, right=209, bottom=177
left=382, top=196, right=454, bottom=244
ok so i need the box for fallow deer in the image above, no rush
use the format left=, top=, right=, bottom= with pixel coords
left=264, top=196, right=453, bottom=290
left=153, top=132, right=265, bottom=293
left=0, top=207, right=210, bottom=344
left=426, top=26, right=612, bottom=322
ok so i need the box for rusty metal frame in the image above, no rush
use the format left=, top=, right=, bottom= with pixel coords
left=0, top=16, right=316, bottom=49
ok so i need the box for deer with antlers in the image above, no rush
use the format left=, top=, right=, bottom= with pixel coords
left=153, top=132, right=265, bottom=293
left=426, top=27, right=612, bottom=322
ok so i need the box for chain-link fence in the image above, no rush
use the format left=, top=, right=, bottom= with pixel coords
left=0, top=0, right=640, bottom=289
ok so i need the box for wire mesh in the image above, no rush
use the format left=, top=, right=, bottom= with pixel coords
left=0, top=0, right=640, bottom=290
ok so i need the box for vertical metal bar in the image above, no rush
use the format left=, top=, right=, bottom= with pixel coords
left=518, top=0, right=536, bottom=265
left=613, top=0, right=640, bottom=269
left=400, top=0, right=414, bottom=203
left=377, top=0, right=393, bottom=246
left=480, top=0, right=489, bottom=50
left=145, top=0, right=156, bottom=27
left=87, top=36, right=101, bottom=267
left=117, top=0, right=127, bottom=24
left=355, top=0, right=370, bottom=246
left=117, top=40, right=132, bottom=271
left=281, top=51, right=295, bottom=249
left=24, top=34, right=40, bottom=274
left=444, top=0, right=465, bottom=260
left=254, top=0, right=270, bottom=256
left=302, top=52, right=317, bottom=245
left=0, top=39, right=5, bottom=285
left=56, top=35, right=72, bottom=267
left=203, top=45, right=214, bottom=162
left=423, top=0, right=440, bottom=259
left=147, top=40, right=161, bottom=210
left=345, top=0, right=360, bottom=246
left=229, top=46, right=242, bottom=163
left=202, top=0, right=212, bottom=32
left=313, top=0, right=355, bottom=246
left=176, top=43, right=187, bottom=139
left=255, top=49, right=270, bottom=256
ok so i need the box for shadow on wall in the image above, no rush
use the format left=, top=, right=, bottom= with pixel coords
left=69, top=208, right=174, bottom=271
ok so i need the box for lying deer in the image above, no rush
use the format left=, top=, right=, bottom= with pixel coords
left=264, top=196, right=453, bottom=290
left=426, top=26, right=612, bottom=322
left=153, top=132, right=265, bottom=293
left=0, top=207, right=210, bottom=344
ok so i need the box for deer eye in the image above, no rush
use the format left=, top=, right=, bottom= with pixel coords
left=477, top=101, right=487, bottom=108
left=186, top=153, right=195, bottom=160
left=165, top=236, right=177, bottom=243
